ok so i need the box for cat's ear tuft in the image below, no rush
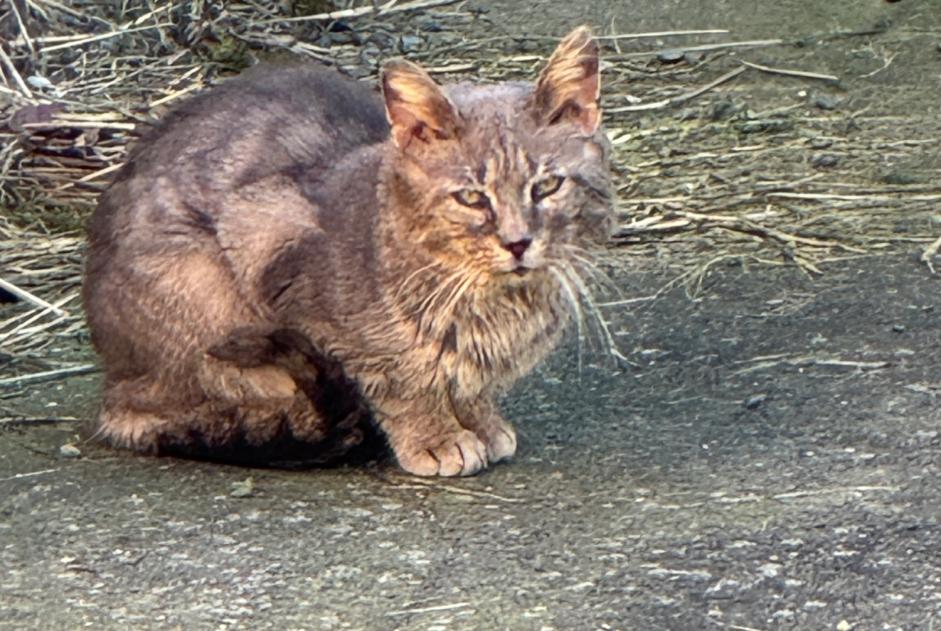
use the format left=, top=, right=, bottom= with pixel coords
left=532, top=26, right=601, bottom=135
left=381, top=59, right=461, bottom=149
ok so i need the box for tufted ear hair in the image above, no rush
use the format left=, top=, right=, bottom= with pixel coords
left=381, top=59, right=462, bottom=149
left=531, top=26, right=601, bottom=134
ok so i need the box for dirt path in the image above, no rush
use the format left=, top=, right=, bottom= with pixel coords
left=3, top=1, right=941, bottom=630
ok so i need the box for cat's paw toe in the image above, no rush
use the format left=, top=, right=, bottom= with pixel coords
left=396, top=429, right=488, bottom=477
left=486, top=425, right=517, bottom=463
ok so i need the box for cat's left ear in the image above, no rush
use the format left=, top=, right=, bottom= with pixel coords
left=532, top=26, right=601, bottom=134
left=382, top=60, right=461, bottom=149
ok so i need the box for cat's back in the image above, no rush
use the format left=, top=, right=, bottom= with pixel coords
left=86, top=63, right=390, bottom=266
left=119, top=63, right=388, bottom=192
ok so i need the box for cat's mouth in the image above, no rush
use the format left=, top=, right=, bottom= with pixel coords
left=504, top=263, right=544, bottom=280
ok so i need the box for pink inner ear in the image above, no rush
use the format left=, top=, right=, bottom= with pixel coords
left=550, top=100, right=599, bottom=134
left=571, top=63, right=600, bottom=132
left=541, top=73, right=600, bottom=134
left=381, top=62, right=460, bottom=149
left=534, top=43, right=601, bottom=134
left=385, top=101, right=422, bottom=148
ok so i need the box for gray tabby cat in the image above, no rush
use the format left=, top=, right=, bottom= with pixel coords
left=82, top=26, right=613, bottom=476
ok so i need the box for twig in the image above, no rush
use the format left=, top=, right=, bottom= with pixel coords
left=598, top=294, right=661, bottom=308
left=920, top=235, right=941, bottom=273
left=387, top=476, right=524, bottom=503
left=0, top=293, right=79, bottom=343
left=741, top=59, right=839, bottom=82
left=425, top=63, right=477, bottom=74
left=9, top=0, right=37, bottom=57
left=597, top=29, right=730, bottom=41
left=0, top=278, right=69, bottom=317
left=674, top=66, right=747, bottom=104
left=773, top=486, right=899, bottom=500
left=860, top=51, right=897, bottom=79
left=0, top=364, right=98, bottom=388
left=734, top=355, right=890, bottom=375
left=387, top=602, right=473, bottom=617
left=808, top=358, right=890, bottom=369
left=769, top=192, right=941, bottom=202
left=40, top=23, right=174, bottom=53
left=614, top=38, right=785, bottom=59
left=0, top=416, right=81, bottom=425
left=0, top=44, right=34, bottom=98
left=257, top=0, right=462, bottom=25
left=608, top=66, right=745, bottom=113
left=0, top=468, right=60, bottom=483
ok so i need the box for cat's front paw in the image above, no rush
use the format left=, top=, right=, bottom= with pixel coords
left=459, top=407, right=517, bottom=464
left=394, top=429, right=488, bottom=477
left=483, top=422, right=517, bottom=463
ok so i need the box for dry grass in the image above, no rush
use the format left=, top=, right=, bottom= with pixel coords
left=1, top=0, right=938, bottom=375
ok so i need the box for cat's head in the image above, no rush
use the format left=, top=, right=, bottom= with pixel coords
left=380, top=26, right=613, bottom=287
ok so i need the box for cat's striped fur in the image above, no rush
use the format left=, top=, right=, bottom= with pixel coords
left=83, top=27, right=613, bottom=476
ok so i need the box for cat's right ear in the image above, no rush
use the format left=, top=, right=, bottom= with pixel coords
left=381, top=60, right=461, bottom=150
left=532, top=26, right=601, bottom=135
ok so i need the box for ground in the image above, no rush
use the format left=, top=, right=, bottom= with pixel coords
left=2, top=1, right=940, bottom=630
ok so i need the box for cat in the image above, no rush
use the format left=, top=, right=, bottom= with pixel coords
left=82, top=26, right=614, bottom=476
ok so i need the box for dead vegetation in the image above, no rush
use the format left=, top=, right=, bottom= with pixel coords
left=1, top=0, right=938, bottom=380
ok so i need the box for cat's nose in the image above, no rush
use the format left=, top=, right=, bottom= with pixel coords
left=503, top=238, right=532, bottom=261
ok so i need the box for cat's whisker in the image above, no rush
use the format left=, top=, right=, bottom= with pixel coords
left=563, top=245, right=623, bottom=298
left=549, top=265, right=587, bottom=374
left=417, top=268, right=478, bottom=337
left=415, top=269, right=465, bottom=334
left=550, top=259, right=600, bottom=350
left=393, top=261, right=440, bottom=300
left=558, top=261, right=628, bottom=364
left=560, top=264, right=606, bottom=356
left=440, top=270, right=480, bottom=326
left=569, top=256, right=620, bottom=298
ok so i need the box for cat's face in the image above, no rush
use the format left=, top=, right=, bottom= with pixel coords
left=382, top=27, right=612, bottom=289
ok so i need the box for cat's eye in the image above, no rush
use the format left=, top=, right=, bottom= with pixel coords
left=531, top=175, right=565, bottom=202
left=452, top=189, right=491, bottom=210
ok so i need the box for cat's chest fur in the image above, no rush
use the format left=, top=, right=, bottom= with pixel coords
left=443, top=284, right=567, bottom=396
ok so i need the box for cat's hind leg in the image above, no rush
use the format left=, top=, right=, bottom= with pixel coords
left=95, top=359, right=336, bottom=456
left=86, top=249, right=332, bottom=453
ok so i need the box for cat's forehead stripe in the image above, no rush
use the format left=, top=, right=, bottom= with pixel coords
left=479, top=135, right=536, bottom=185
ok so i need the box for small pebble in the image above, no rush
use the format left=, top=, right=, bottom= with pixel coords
left=230, top=477, right=255, bottom=498
left=367, top=31, right=395, bottom=49
left=814, top=95, right=839, bottom=110
left=745, top=394, right=767, bottom=410
left=710, top=100, right=737, bottom=121
left=60, top=444, right=81, bottom=458
left=27, top=75, right=55, bottom=91
left=400, top=35, right=423, bottom=54
left=325, top=30, right=359, bottom=46
left=812, top=154, right=839, bottom=168
left=418, top=18, right=443, bottom=33
left=892, top=324, right=906, bottom=333
left=327, top=20, right=353, bottom=33
left=882, top=170, right=919, bottom=185
left=737, top=118, right=793, bottom=134
left=657, top=49, right=685, bottom=64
